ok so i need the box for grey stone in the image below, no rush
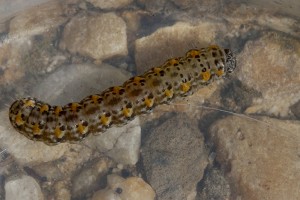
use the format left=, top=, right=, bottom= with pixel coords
left=141, top=113, right=208, bottom=200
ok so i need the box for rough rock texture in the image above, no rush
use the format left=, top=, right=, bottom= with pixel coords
left=59, top=13, right=128, bottom=60
left=141, top=113, right=208, bottom=200
left=210, top=115, right=300, bottom=200
left=196, top=167, right=231, bottom=200
left=92, top=174, right=155, bottom=200
left=87, top=0, right=133, bottom=9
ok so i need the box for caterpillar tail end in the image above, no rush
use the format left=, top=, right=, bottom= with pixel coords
left=8, top=98, right=77, bottom=145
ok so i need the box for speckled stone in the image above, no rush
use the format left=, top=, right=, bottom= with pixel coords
left=141, top=113, right=208, bottom=199
left=197, top=167, right=231, bottom=199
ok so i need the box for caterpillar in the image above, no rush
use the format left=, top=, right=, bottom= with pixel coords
left=9, top=45, right=236, bottom=145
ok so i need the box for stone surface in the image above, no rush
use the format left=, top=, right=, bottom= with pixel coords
left=92, top=174, right=155, bottom=200
left=5, top=175, right=44, bottom=200
left=238, top=34, right=300, bottom=117
left=141, top=113, right=208, bottom=200
left=84, top=117, right=141, bottom=165
left=8, top=1, right=66, bottom=38
left=32, top=162, right=64, bottom=182
left=0, top=41, right=26, bottom=85
left=224, top=5, right=300, bottom=42
left=59, top=13, right=128, bottom=60
left=0, top=0, right=50, bottom=21
left=54, top=181, right=71, bottom=200
left=72, top=158, right=113, bottom=199
left=135, top=21, right=225, bottom=73
left=136, top=0, right=168, bottom=13
left=291, top=100, right=300, bottom=119
left=256, top=14, right=300, bottom=38
left=52, top=144, right=93, bottom=177
left=171, top=0, right=222, bottom=13
left=31, top=63, right=131, bottom=105
left=210, top=115, right=300, bottom=200
left=87, top=0, right=133, bottom=9
left=246, top=0, right=300, bottom=19
left=22, top=33, right=68, bottom=75
left=197, top=167, right=231, bottom=200
left=30, top=144, right=93, bottom=180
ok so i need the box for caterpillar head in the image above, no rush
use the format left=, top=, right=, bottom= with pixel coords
left=224, top=49, right=236, bottom=74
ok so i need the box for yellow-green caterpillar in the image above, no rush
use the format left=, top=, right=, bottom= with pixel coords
left=9, top=45, right=236, bottom=145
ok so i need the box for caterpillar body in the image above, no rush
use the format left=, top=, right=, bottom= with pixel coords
left=9, top=45, right=236, bottom=145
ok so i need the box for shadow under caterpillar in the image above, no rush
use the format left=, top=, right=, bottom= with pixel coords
left=9, top=45, right=236, bottom=145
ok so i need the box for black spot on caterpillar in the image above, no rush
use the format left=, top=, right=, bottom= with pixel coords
left=9, top=45, right=236, bottom=145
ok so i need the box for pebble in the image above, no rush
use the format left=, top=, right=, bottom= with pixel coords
left=238, top=33, right=300, bottom=117
left=84, top=117, right=141, bottom=165
left=9, top=1, right=66, bottom=38
left=141, top=113, right=208, bottom=199
left=59, top=13, right=128, bottom=60
left=197, top=167, right=231, bottom=199
left=5, top=175, right=44, bottom=200
left=92, top=174, right=155, bottom=200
